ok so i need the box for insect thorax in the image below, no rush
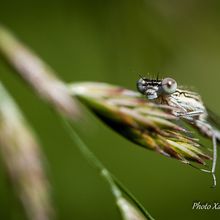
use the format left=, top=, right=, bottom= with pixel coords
left=162, top=89, right=207, bottom=120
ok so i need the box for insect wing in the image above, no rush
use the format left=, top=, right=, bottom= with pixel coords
left=207, top=108, right=220, bottom=130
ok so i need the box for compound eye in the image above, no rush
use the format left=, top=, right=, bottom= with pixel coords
left=162, top=77, right=177, bottom=94
left=137, top=78, right=147, bottom=94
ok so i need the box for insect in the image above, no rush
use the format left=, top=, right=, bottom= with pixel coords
left=137, top=75, right=219, bottom=187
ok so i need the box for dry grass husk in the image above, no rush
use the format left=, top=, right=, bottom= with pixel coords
left=0, top=82, right=53, bottom=220
left=70, top=82, right=211, bottom=166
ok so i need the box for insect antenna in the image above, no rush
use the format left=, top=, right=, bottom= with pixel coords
left=156, top=72, right=160, bottom=81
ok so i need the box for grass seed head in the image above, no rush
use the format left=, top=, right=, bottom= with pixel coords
left=69, top=82, right=211, bottom=166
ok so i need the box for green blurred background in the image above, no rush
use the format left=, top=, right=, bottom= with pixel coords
left=0, top=0, right=220, bottom=219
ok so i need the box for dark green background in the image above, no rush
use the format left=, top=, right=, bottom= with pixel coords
left=0, top=0, right=220, bottom=219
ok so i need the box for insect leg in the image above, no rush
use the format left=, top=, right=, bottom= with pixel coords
left=176, top=110, right=204, bottom=117
left=169, top=98, right=187, bottom=113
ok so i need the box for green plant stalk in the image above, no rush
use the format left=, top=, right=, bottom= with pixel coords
left=61, top=116, right=155, bottom=220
